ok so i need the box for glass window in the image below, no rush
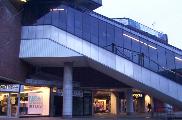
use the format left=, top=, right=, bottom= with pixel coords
left=99, top=20, right=107, bottom=48
left=20, top=86, right=50, bottom=116
left=140, top=39, right=150, bottom=68
left=52, top=10, right=59, bottom=27
left=157, top=46, right=166, bottom=71
left=166, top=50, right=175, bottom=70
left=82, top=13, right=91, bottom=42
left=148, top=42, right=158, bottom=72
left=175, top=54, right=182, bottom=69
left=58, top=6, right=67, bottom=30
left=35, top=16, right=44, bottom=25
left=43, top=12, right=52, bottom=25
left=131, top=36, right=141, bottom=64
left=67, top=7, right=74, bottom=34
left=90, top=17, right=99, bottom=45
left=123, top=31, right=132, bottom=59
left=74, top=10, right=82, bottom=38
left=115, top=27, right=124, bottom=56
left=175, top=54, right=182, bottom=83
left=106, top=23, right=114, bottom=52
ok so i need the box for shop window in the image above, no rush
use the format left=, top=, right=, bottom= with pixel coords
left=20, top=86, right=50, bottom=116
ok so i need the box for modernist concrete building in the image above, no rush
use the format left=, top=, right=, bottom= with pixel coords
left=0, top=0, right=182, bottom=118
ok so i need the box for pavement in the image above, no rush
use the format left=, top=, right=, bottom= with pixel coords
left=0, top=113, right=157, bottom=120
left=1, top=112, right=182, bottom=120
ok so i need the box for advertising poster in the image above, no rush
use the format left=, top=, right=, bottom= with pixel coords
left=28, top=92, right=43, bottom=114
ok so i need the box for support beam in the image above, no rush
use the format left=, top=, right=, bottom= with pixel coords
left=126, top=88, right=134, bottom=115
left=63, top=62, right=73, bottom=118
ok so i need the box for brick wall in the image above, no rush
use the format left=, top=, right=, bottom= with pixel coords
left=0, top=1, right=28, bottom=82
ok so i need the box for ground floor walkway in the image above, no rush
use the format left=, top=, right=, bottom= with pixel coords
left=2, top=112, right=182, bottom=120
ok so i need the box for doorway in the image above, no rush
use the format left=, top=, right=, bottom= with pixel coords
left=53, top=95, right=63, bottom=116
left=0, top=92, right=19, bottom=118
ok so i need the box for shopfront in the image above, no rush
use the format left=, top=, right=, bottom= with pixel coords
left=0, top=84, right=50, bottom=118
left=0, top=84, right=22, bottom=118
left=19, top=86, right=50, bottom=117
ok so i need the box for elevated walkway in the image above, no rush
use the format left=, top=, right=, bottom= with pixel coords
left=20, top=25, right=182, bottom=108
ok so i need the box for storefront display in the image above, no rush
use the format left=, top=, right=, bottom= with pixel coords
left=20, top=86, right=50, bottom=116
left=0, top=93, right=8, bottom=116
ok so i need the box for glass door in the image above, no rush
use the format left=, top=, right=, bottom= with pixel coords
left=10, top=93, right=18, bottom=117
left=0, top=93, right=9, bottom=116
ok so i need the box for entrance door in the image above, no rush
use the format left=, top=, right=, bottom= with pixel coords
left=10, top=93, right=18, bottom=117
left=54, top=95, right=63, bottom=116
left=0, top=93, right=9, bottom=117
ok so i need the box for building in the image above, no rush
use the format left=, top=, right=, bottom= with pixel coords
left=0, top=0, right=182, bottom=118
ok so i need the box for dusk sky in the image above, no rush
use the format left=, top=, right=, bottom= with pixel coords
left=95, top=0, right=182, bottom=49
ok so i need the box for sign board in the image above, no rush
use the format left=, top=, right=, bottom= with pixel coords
left=0, top=84, right=23, bottom=92
left=28, top=93, right=43, bottom=115
left=53, top=88, right=83, bottom=97
left=133, top=93, right=143, bottom=98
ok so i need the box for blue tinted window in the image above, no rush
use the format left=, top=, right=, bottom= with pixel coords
left=148, top=42, right=158, bottom=72
left=44, top=12, right=52, bottom=24
left=140, top=39, right=150, bottom=68
left=166, top=50, right=175, bottom=70
left=83, top=13, right=91, bottom=41
left=74, top=10, right=82, bottom=38
left=123, top=32, right=132, bottom=59
left=90, top=17, right=99, bottom=45
left=115, top=27, right=124, bottom=55
left=131, top=36, right=140, bottom=64
left=157, top=46, right=166, bottom=71
left=59, top=6, right=67, bottom=30
left=52, top=11, right=59, bottom=27
left=67, top=7, right=74, bottom=34
left=36, top=15, right=44, bottom=25
left=175, top=54, right=182, bottom=69
left=106, top=23, right=114, bottom=52
left=99, top=21, right=107, bottom=47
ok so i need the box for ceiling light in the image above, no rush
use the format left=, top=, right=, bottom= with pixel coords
left=20, top=0, right=27, bottom=2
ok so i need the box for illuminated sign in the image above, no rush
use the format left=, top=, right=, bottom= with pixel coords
left=0, top=84, right=22, bottom=92
left=28, top=93, right=43, bottom=115
left=50, top=8, right=64, bottom=11
left=133, top=93, right=143, bottom=98
left=53, top=88, right=83, bottom=97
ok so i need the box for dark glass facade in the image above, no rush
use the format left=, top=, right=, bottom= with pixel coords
left=23, top=4, right=182, bottom=84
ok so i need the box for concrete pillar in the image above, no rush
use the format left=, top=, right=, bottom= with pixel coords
left=126, top=89, right=134, bottom=115
left=63, top=62, right=73, bottom=118
left=111, top=92, right=117, bottom=114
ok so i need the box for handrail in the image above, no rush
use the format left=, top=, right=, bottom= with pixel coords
left=103, top=43, right=182, bottom=79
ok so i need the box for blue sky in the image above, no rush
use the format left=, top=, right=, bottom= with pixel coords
left=95, top=0, right=182, bottom=49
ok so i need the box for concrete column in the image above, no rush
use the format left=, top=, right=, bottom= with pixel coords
left=126, top=89, right=134, bottom=115
left=111, top=92, right=117, bottom=114
left=63, top=62, right=73, bottom=118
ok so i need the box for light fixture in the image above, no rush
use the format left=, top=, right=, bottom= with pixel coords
left=50, top=8, right=64, bottom=12
left=123, top=33, right=157, bottom=50
left=175, top=56, right=182, bottom=61
left=20, top=0, right=27, bottom=2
